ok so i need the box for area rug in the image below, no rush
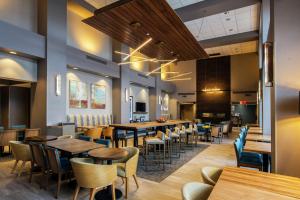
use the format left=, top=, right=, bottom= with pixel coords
left=137, top=144, right=209, bottom=182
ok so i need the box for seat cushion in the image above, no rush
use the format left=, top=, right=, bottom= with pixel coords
left=145, top=137, right=164, bottom=144
left=117, top=165, right=126, bottom=177
left=240, top=152, right=263, bottom=165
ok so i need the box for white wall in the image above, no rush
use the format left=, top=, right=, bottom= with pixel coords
left=66, top=69, right=112, bottom=117
left=67, top=9, right=112, bottom=61
left=273, top=0, right=300, bottom=177
left=129, top=85, right=149, bottom=120
left=0, top=53, right=37, bottom=82
left=0, top=0, right=37, bottom=32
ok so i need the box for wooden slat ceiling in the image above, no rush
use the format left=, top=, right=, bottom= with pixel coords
left=83, top=0, right=208, bottom=61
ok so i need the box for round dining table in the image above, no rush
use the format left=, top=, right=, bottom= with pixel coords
left=88, top=148, right=129, bottom=200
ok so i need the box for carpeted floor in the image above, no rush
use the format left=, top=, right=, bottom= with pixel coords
left=137, top=144, right=209, bottom=182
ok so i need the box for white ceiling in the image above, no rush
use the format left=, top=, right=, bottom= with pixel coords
left=205, top=40, right=258, bottom=56
left=167, top=0, right=205, bottom=9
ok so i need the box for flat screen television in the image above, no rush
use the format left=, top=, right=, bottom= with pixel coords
left=136, top=102, right=146, bottom=112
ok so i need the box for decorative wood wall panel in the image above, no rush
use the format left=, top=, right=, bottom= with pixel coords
left=196, top=56, right=231, bottom=121
left=83, top=0, right=208, bottom=61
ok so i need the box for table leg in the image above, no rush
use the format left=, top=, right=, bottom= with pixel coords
left=134, top=129, right=138, bottom=147
left=263, top=154, right=269, bottom=172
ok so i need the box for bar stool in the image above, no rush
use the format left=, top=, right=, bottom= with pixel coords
left=177, top=126, right=187, bottom=152
left=143, top=131, right=166, bottom=171
left=185, top=125, right=195, bottom=149
left=166, top=129, right=180, bottom=159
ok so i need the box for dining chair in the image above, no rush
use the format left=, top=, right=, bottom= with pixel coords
left=70, top=158, right=117, bottom=200
left=181, top=182, right=213, bottom=200
left=25, top=128, right=41, bottom=138
left=176, top=126, right=186, bottom=152
left=201, top=166, right=223, bottom=186
left=84, top=127, right=102, bottom=140
left=0, top=129, right=17, bottom=154
left=221, top=123, right=230, bottom=137
left=9, top=141, right=32, bottom=176
left=103, top=127, right=115, bottom=147
left=166, top=128, right=180, bottom=158
left=29, top=142, right=49, bottom=188
left=211, top=126, right=222, bottom=144
left=78, top=135, right=92, bottom=141
left=234, top=138, right=263, bottom=171
left=193, top=124, right=205, bottom=146
left=45, top=147, right=72, bottom=198
left=115, top=147, right=139, bottom=199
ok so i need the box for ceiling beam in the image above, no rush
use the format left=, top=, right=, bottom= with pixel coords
left=175, top=0, right=261, bottom=22
left=199, top=31, right=259, bottom=48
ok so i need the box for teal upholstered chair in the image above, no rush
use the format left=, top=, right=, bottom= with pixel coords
left=95, top=139, right=110, bottom=148
left=78, top=135, right=91, bottom=141
left=234, top=138, right=263, bottom=171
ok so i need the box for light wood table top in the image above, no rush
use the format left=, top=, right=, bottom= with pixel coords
left=110, top=120, right=191, bottom=130
left=244, top=141, right=271, bottom=154
left=246, top=134, right=271, bottom=142
left=88, top=148, right=128, bottom=161
left=25, top=135, right=57, bottom=143
left=248, top=127, right=263, bottom=134
left=77, top=125, right=109, bottom=129
left=46, top=138, right=104, bottom=154
left=208, top=167, right=300, bottom=200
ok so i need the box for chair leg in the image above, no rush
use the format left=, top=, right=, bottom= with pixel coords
left=73, top=185, right=80, bottom=200
left=56, top=173, right=62, bottom=198
left=111, top=183, right=116, bottom=200
left=29, top=161, right=34, bottom=183
left=133, top=174, right=139, bottom=188
left=125, top=177, right=129, bottom=199
left=89, top=188, right=97, bottom=200
left=11, top=160, right=19, bottom=174
left=18, top=161, right=26, bottom=177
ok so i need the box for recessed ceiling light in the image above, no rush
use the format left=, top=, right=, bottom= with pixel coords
left=226, top=18, right=230, bottom=21
left=73, top=67, right=78, bottom=70
left=105, top=75, right=109, bottom=78
left=224, top=11, right=229, bottom=15
left=229, top=29, right=233, bottom=32
left=170, top=51, right=174, bottom=54
left=9, top=51, right=17, bottom=55
left=146, top=33, right=150, bottom=36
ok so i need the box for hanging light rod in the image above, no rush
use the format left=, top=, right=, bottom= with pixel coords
left=123, top=38, right=152, bottom=61
left=114, top=51, right=147, bottom=60
left=146, top=59, right=177, bottom=76
left=152, top=72, right=179, bottom=74
left=166, top=72, right=192, bottom=80
left=118, top=58, right=156, bottom=65
left=165, top=78, right=192, bottom=81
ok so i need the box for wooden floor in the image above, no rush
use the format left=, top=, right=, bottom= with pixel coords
left=0, top=134, right=237, bottom=200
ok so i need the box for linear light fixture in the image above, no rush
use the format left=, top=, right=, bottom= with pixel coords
left=118, top=58, right=156, bottom=65
left=123, top=38, right=152, bottom=61
left=202, top=88, right=221, bottom=92
left=152, top=71, right=179, bottom=74
left=165, top=78, right=192, bottom=81
left=146, top=58, right=177, bottom=76
left=114, top=51, right=147, bottom=60
left=166, top=72, right=192, bottom=80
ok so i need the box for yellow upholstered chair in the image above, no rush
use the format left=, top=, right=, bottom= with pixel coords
left=115, top=147, right=139, bottom=199
left=70, top=158, right=117, bottom=200
left=103, top=127, right=115, bottom=147
left=201, top=167, right=223, bottom=186
left=84, top=128, right=102, bottom=140
left=181, top=182, right=213, bottom=200
left=9, top=141, right=32, bottom=176
left=25, top=128, right=41, bottom=138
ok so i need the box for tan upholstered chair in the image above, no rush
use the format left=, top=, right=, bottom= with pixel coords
left=70, top=158, right=117, bottom=200
left=201, top=167, right=223, bottom=186
left=181, top=182, right=213, bottom=200
left=0, top=130, right=17, bottom=153
left=25, top=128, right=41, bottom=138
left=9, top=141, right=32, bottom=176
left=115, top=147, right=139, bottom=199
left=211, top=126, right=222, bottom=144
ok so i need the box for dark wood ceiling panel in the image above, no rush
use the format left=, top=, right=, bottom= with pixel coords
left=83, top=0, right=208, bottom=61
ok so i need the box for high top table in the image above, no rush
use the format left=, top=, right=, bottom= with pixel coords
left=208, top=167, right=300, bottom=200
left=110, top=120, right=191, bottom=147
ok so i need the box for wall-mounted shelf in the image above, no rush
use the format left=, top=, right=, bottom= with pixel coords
left=133, top=112, right=148, bottom=114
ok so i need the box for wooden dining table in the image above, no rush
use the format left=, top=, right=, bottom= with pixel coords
left=208, top=167, right=300, bottom=200
left=244, top=140, right=271, bottom=172
left=246, top=133, right=271, bottom=142
left=110, top=120, right=191, bottom=147
left=88, top=148, right=129, bottom=200
left=46, top=138, right=105, bottom=154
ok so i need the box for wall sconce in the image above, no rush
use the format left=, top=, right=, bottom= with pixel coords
left=55, top=74, right=61, bottom=96
left=158, top=95, right=162, bottom=105
left=125, top=88, right=129, bottom=102
left=263, top=42, right=273, bottom=87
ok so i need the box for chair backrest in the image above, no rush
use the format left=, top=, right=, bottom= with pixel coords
left=84, top=128, right=101, bottom=140
left=9, top=141, right=31, bottom=161
left=234, top=138, right=243, bottom=163
left=222, top=124, right=229, bottom=133
left=45, top=147, right=61, bottom=174
left=156, top=131, right=166, bottom=141
left=174, top=127, right=180, bottom=134
left=201, top=167, right=223, bottom=186
left=181, top=126, right=186, bottom=131
left=181, top=182, right=213, bottom=200
left=70, top=158, right=117, bottom=189
left=166, top=129, right=172, bottom=137
left=57, top=135, right=73, bottom=140
left=29, top=142, right=47, bottom=169
left=25, top=128, right=40, bottom=138
left=211, top=127, right=220, bottom=137
left=79, top=135, right=91, bottom=141
left=189, top=124, right=193, bottom=130
left=117, top=147, right=139, bottom=177
left=0, top=130, right=17, bottom=146
left=103, top=127, right=114, bottom=139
